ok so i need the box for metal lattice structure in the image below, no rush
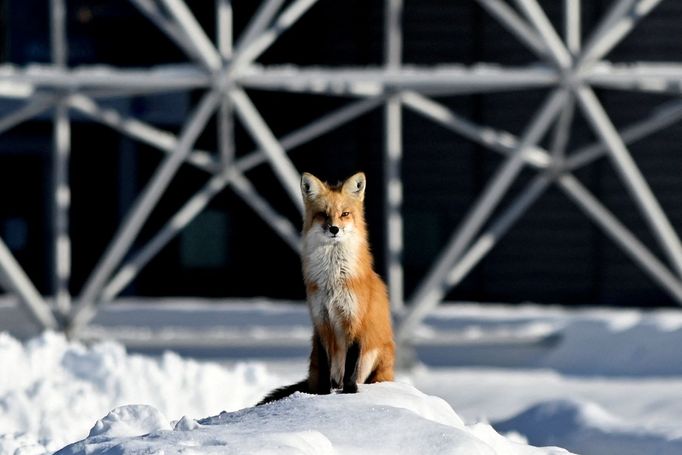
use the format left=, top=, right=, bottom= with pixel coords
left=1, top=0, right=682, bottom=343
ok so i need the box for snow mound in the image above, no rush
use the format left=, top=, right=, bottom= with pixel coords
left=495, top=399, right=682, bottom=455
left=0, top=331, right=284, bottom=453
left=56, top=382, right=571, bottom=455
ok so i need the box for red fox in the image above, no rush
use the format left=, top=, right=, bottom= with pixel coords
left=258, top=172, right=395, bottom=404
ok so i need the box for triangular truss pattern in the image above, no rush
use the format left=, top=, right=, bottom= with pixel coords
left=0, top=0, right=681, bottom=340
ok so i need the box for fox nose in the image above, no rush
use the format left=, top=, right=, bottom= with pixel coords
left=329, top=225, right=339, bottom=235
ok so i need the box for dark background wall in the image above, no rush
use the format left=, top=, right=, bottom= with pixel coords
left=1, top=0, right=681, bottom=307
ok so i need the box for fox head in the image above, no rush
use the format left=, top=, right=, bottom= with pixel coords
left=300, top=172, right=367, bottom=244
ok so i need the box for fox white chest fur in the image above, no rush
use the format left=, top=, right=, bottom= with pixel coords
left=302, top=233, right=360, bottom=333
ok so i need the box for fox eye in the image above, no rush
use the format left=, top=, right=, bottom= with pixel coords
left=341, top=211, right=350, bottom=218
left=315, top=211, right=327, bottom=220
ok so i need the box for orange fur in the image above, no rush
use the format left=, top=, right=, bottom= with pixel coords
left=258, top=172, right=394, bottom=405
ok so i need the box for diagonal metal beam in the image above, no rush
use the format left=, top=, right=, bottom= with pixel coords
left=564, top=0, right=580, bottom=55
left=67, top=94, right=217, bottom=173
left=235, top=0, right=285, bottom=54
left=549, top=94, right=575, bottom=161
left=575, top=85, right=682, bottom=278
left=514, top=0, right=572, bottom=69
left=70, top=90, right=221, bottom=332
left=129, top=0, right=206, bottom=66
left=230, top=88, right=303, bottom=211
left=401, top=91, right=552, bottom=169
left=577, top=0, right=663, bottom=69
left=397, top=173, right=552, bottom=342
left=558, top=173, right=682, bottom=303
left=399, top=88, right=568, bottom=341
left=159, top=0, right=222, bottom=71
left=232, top=0, right=319, bottom=71
left=97, top=97, right=385, bottom=306
left=476, top=0, right=549, bottom=61
left=0, top=95, right=58, bottom=135
left=216, top=0, right=233, bottom=58
left=566, top=99, right=682, bottom=171
left=0, top=238, right=59, bottom=330
left=100, top=168, right=301, bottom=303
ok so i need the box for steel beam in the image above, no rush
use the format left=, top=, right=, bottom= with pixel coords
left=575, top=85, right=682, bottom=278
left=384, top=0, right=404, bottom=312
left=558, top=174, right=682, bottom=302
left=0, top=239, right=59, bottom=330
left=230, top=88, right=303, bottom=211
left=399, top=89, right=567, bottom=341
left=476, top=0, right=548, bottom=60
left=70, top=90, right=221, bottom=332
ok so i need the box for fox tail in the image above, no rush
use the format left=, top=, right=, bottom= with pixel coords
left=257, top=379, right=309, bottom=405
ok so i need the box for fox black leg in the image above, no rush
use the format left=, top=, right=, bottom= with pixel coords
left=313, top=333, right=331, bottom=394
left=342, top=340, right=360, bottom=394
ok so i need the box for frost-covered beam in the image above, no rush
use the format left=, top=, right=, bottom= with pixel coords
left=586, top=63, right=682, bottom=95
left=239, top=65, right=559, bottom=96
left=0, top=64, right=210, bottom=92
left=576, top=86, right=682, bottom=278
left=70, top=90, right=221, bottom=332
left=0, top=238, right=59, bottom=330
left=399, top=89, right=568, bottom=342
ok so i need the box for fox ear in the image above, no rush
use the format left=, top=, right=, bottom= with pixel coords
left=342, top=172, right=366, bottom=201
left=301, top=172, right=325, bottom=201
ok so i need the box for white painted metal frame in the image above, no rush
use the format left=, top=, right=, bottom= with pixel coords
left=0, top=1, right=679, bottom=340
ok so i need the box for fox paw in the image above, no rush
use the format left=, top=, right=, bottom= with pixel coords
left=341, top=383, right=358, bottom=394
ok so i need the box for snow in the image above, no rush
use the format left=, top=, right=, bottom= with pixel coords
left=1, top=300, right=682, bottom=454
left=56, top=382, right=570, bottom=455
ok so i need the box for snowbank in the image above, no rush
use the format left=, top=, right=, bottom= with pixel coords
left=495, top=399, right=682, bottom=455
left=56, top=382, right=571, bottom=455
left=0, top=331, right=284, bottom=453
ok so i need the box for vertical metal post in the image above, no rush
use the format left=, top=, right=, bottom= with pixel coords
left=217, top=0, right=234, bottom=169
left=384, top=0, right=404, bottom=312
left=51, top=0, right=71, bottom=317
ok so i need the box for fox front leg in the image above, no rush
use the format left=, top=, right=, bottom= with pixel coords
left=341, top=340, right=360, bottom=394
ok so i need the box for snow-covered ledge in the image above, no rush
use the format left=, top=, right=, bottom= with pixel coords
left=56, top=382, right=571, bottom=455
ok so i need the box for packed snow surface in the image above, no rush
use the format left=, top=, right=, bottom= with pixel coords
left=2, top=301, right=682, bottom=454
left=56, top=382, right=570, bottom=455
